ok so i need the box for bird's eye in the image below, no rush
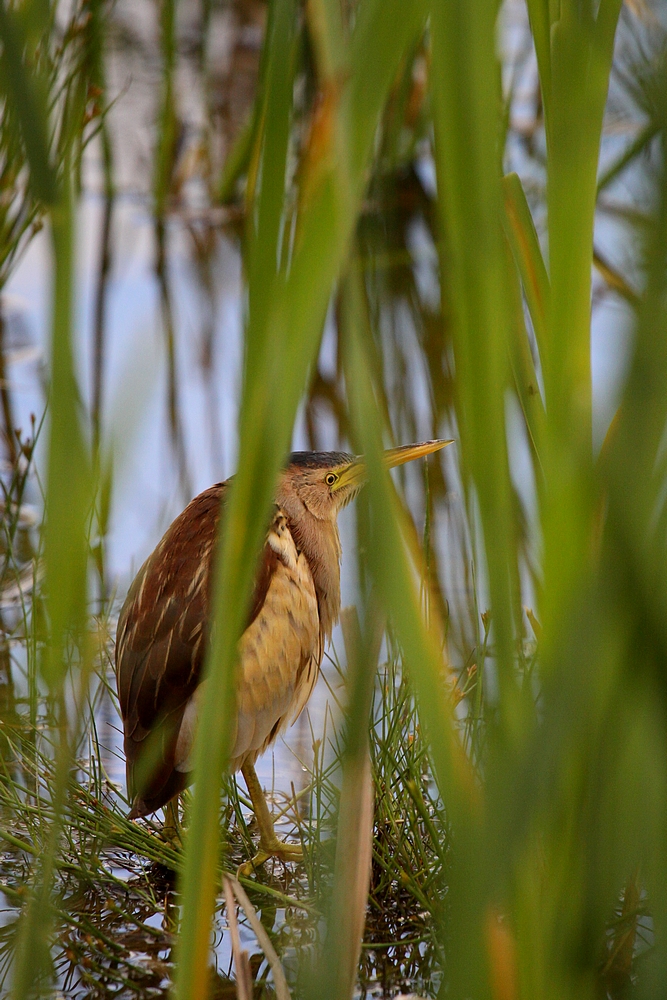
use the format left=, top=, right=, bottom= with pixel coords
left=325, top=473, right=338, bottom=487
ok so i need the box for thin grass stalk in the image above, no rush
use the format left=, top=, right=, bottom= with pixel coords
left=88, top=0, right=113, bottom=602
left=154, top=0, right=190, bottom=498
left=596, top=120, right=660, bottom=193
left=592, top=247, right=640, bottom=308
left=91, top=122, right=113, bottom=459
left=12, top=693, right=81, bottom=996
left=0, top=308, right=17, bottom=465
left=41, top=181, right=91, bottom=692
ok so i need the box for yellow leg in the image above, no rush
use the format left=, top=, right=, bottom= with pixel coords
left=237, top=762, right=302, bottom=876
left=163, top=798, right=183, bottom=846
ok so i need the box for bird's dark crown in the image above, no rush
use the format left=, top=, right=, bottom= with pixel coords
left=287, top=451, right=354, bottom=470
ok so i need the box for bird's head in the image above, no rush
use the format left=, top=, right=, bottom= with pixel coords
left=279, top=440, right=453, bottom=523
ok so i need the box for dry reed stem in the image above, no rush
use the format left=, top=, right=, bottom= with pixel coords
left=222, top=874, right=253, bottom=1000
left=228, top=875, right=291, bottom=1000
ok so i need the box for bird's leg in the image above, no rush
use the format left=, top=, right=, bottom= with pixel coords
left=237, top=762, right=302, bottom=876
left=163, top=798, right=183, bottom=846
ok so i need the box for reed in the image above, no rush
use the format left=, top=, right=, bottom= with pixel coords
left=0, top=1, right=665, bottom=999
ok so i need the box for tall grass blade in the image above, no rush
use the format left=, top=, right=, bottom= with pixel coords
left=502, top=171, right=549, bottom=363
left=245, top=0, right=297, bottom=368
left=174, top=3, right=428, bottom=996
left=504, top=238, right=545, bottom=472
left=0, top=8, right=95, bottom=995
left=535, top=0, right=622, bottom=658
left=429, top=0, right=519, bottom=720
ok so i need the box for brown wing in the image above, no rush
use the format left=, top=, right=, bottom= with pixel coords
left=115, top=481, right=281, bottom=817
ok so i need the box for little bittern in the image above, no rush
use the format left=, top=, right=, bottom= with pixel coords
left=115, top=440, right=450, bottom=872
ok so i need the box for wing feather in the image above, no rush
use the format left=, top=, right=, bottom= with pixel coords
left=115, top=483, right=288, bottom=815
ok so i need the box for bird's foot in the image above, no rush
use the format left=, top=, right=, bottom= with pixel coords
left=162, top=825, right=183, bottom=849
left=237, top=838, right=303, bottom=878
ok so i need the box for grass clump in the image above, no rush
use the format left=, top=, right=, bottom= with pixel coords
left=0, top=630, right=452, bottom=997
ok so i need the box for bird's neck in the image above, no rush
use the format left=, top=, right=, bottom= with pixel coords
left=285, top=510, right=341, bottom=641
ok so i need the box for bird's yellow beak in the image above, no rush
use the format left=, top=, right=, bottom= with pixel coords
left=332, top=439, right=453, bottom=492
left=383, top=439, right=454, bottom=469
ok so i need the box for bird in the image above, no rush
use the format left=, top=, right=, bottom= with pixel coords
left=115, top=439, right=450, bottom=872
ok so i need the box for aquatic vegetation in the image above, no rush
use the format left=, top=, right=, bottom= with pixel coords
left=0, top=0, right=665, bottom=998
